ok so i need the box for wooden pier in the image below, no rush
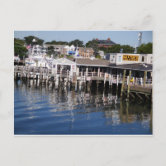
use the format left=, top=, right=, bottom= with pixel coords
left=14, top=65, right=152, bottom=102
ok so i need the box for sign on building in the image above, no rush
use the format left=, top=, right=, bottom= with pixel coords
left=123, top=55, right=139, bottom=61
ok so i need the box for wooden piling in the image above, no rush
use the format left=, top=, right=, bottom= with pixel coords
left=127, top=70, right=131, bottom=100
left=143, top=71, right=147, bottom=87
left=120, top=70, right=126, bottom=97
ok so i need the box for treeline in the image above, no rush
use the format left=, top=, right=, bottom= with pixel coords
left=14, top=38, right=28, bottom=59
left=14, top=35, right=153, bottom=59
left=46, top=39, right=84, bottom=47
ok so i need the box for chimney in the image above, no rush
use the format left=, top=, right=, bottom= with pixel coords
left=107, top=38, right=111, bottom=41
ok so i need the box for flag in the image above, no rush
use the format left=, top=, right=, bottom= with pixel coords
left=26, top=45, right=31, bottom=49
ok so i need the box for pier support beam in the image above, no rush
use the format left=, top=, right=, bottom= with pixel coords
left=143, top=71, right=147, bottom=87
left=120, top=70, right=126, bottom=97
left=127, top=70, right=131, bottom=100
left=98, top=68, right=100, bottom=77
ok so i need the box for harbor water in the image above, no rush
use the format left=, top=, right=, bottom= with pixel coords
left=14, top=80, right=152, bottom=135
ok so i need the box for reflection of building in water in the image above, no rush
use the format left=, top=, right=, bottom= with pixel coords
left=15, top=81, right=151, bottom=130
left=105, top=110, right=120, bottom=126
left=103, top=100, right=151, bottom=126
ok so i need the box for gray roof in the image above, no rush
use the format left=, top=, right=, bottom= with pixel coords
left=75, top=59, right=152, bottom=71
left=109, top=63, right=152, bottom=71
left=78, top=47, right=94, bottom=52
left=76, top=59, right=110, bottom=67
left=97, top=40, right=116, bottom=45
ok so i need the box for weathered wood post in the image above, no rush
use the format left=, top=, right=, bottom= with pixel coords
left=126, top=101, right=129, bottom=122
left=96, top=80, right=99, bottom=92
left=76, top=67, right=79, bottom=77
left=75, top=79, right=77, bottom=91
left=98, top=67, right=100, bottom=77
left=86, top=67, right=88, bottom=77
left=87, top=81, right=90, bottom=92
left=120, top=70, right=126, bottom=97
left=143, top=71, right=147, bottom=87
left=127, top=70, right=131, bottom=100
left=116, top=74, right=119, bottom=87
left=116, top=74, right=119, bottom=96
left=109, top=74, right=111, bottom=86
left=104, top=73, right=106, bottom=88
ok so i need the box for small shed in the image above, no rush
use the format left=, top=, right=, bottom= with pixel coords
left=52, top=58, right=76, bottom=76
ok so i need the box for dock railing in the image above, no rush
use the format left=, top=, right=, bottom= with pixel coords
left=14, top=66, right=152, bottom=87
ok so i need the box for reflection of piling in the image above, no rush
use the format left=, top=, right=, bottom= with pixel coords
left=150, top=106, right=152, bottom=133
left=126, top=101, right=129, bottom=122
left=86, top=81, right=91, bottom=92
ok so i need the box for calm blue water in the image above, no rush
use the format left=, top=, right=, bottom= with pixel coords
left=14, top=80, right=152, bottom=135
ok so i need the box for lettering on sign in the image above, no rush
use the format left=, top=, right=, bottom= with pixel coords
left=123, top=55, right=139, bottom=61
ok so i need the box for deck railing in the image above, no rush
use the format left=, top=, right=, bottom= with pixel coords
left=14, top=66, right=152, bottom=86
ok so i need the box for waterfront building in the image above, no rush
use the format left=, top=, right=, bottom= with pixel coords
left=98, top=50, right=105, bottom=59
left=28, top=44, right=47, bottom=56
left=25, top=56, right=53, bottom=69
left=96, top=38, right=116, bottom=48
left=77, top=47, right=94, bottom=58
left=105, top=53, right=153, bottom=65
left=52, top=58, right=76, bottom=76
left=44, top=44, right=68, bottom=55
left=75, top=57, right=152, bottom=80
left=44, top=44, right=78, bottom=56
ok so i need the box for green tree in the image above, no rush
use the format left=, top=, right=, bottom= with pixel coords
left=45, top=40, right=68, bottom=45
left=24, top=36, right=44, bottom=46
left=99, top=44, right=121, bottom=53
left=47, top=46, right=57, bottom=57
left=121, top=45, right=134, bottom=53
left=14, top=38, right=28, bottom=59
left=99, top=44, right=134, bottom=54
left=86, top=39, right=98, bottom=55
left=69, top=39, right=84, bottom=47
left=137, top=43, right=152, bottom=54
left=95, top=55, right=101, bottom=59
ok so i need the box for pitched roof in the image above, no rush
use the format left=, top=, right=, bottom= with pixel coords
left=76, top=59, right=110, bottom=67
left=78, top=47, right=94, bottom=52
left=109, top=63, right=152, bottom=71
left=53, top=58, right=76, bottom=65
left=76, top=59, right=152, bottom=71
left=97, top=40, right=116, bottom=45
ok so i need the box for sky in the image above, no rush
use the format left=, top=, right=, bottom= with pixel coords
left=14, top=31, right=152, bottom=47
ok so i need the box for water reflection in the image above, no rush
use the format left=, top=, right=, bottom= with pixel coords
left=14, top=80, right=152, bottom=135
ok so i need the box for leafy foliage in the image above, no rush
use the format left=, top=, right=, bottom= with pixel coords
left=137, top=43, right=152, bottom=54
left=95, top=55, right=101, bottom=59
left=121, top=45, right=135, bottom=53
left=86, top=39, right=98, bottom=55
left=45, top=40, right=69, bottom=45
left=99, top=44, right=134, bottom=54
left=69, top=39, right=84, bottom=47
left=24, top=36, right=44, bottom=46
left=47, top=46, right=59, bottom=58
left=14, top=38, right=28, bottom=59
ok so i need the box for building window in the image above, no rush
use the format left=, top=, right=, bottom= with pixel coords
left=118, top=56, right=121, bottom=62
left=142, top=56, right=144, bottom=62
